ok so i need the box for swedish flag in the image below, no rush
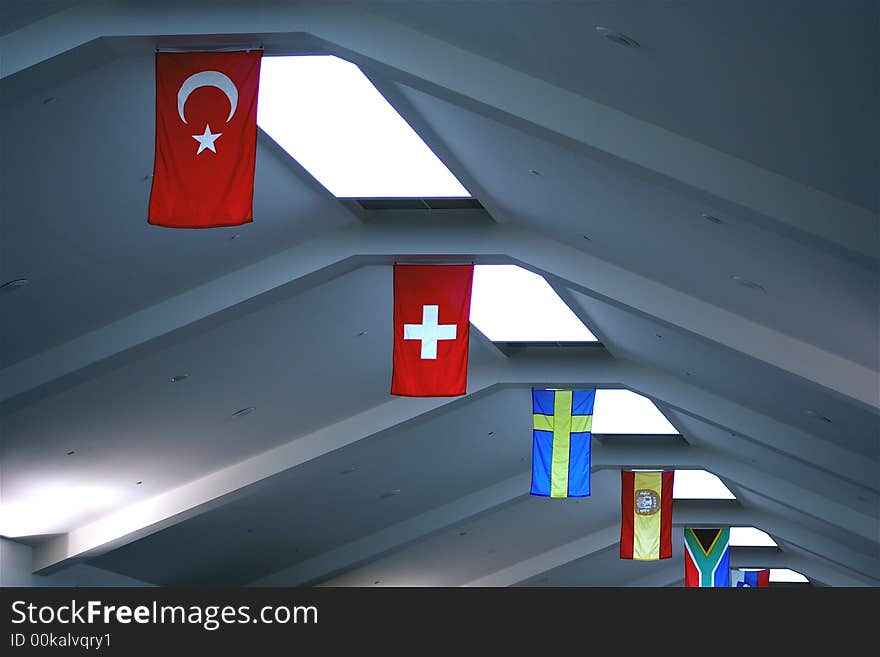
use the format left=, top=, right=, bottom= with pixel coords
left=530, top=388, right=596, bottom=498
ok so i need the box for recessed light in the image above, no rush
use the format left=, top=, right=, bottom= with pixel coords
left=340, top=467, right=356, bottom=475
left=594, top=26, right=640, bottom=48
left=730, top=275, right=766, bottom=293
left=1, top=278, right=29, bottom=291
left=379, top=489, right=401, bottom=499
left=170, top=373, right=189, bottom=383
left=805, top=410, right=832, bottom=423
left=701, top=213, right=723, bottom=224
left=231, top=406, right=256, bottom=418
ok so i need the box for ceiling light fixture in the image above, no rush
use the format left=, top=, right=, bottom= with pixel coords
left=594, top=26, right=640, bottom=48
left=730, top=275, right=766, bottom=293
left=805, top=410, right=832, bottom=423
left=231, top=407, right=256, bottom=418
left=1, top=278, right=29, bottom=291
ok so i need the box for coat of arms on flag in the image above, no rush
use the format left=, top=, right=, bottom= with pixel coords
left=530, top=389, right=595, bottom=498
left=620, top=470, right=674, bottom=560
left=730, top=569, right=770, bottom=587
left=684, top=527, right=731, bottom=587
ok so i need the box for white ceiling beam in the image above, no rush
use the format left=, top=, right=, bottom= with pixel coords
left=2, top=1, right=875, bottom=262
left=3, top=221, right=875, bottom=417
left=29, top=359, right=521, bottom=574
left=29, top=349, right=873, bottom=574
left=462, top=502, right=738, bottom=587
left=498, top=350, right=876, bottom=486
left=252, top=440, right=699, bottom=587
left=465, top=503, right=878, bottom=587
left=254, top=442, right=872, bottom=587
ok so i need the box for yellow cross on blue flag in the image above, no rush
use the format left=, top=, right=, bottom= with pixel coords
left=530, top=388, right=595, bottom=498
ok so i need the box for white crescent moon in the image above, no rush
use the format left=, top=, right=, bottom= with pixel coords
left=177, top=70, right=238, bottom=124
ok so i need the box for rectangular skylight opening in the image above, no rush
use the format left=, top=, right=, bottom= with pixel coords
left=470, top=265, right=598, bottom=342
left=591, top=389, right=678, bottom=434
left=258, top=55, right=471, bottom=198
left=729, top=526, right=777, bottom=547
left=672, top=469, right=736, bottom=499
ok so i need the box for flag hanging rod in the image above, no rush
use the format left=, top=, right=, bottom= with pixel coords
left=393, top=259, right=476, bottom=266
left=155, top=43, right=263, bottom=53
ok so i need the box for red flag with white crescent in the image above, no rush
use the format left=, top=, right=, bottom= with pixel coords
left=391, top=265, right=474, bottom=397
left=148, top=50, right=262, bottom=228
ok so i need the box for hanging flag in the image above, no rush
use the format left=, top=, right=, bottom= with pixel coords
left=620, top=470, right=674, bottom=560
left=148, top=50, right=262, bottom=228
left=684, top=527, right=731, bottom=587
left=391, top=264, right=474, bottom=397
left=730, top=569, right=770, bottom=588
left=530, top=389, right=595, bottom=498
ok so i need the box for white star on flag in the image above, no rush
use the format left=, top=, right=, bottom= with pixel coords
left=192, top=124, right=222, bottom=154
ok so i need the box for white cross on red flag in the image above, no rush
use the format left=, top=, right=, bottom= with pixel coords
left=391, top=264, right=474, bottom=397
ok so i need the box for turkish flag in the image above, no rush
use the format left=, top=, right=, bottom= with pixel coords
left=148, top=50, right=262, bottom=228
left=392, top=265, right=474, bottom=397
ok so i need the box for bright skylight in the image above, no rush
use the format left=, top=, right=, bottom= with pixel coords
left=673, top=470, right=736, bottom=499
left=470, top=265, right=597, bottom=342
left=741, top=568, right=809, bottom=583
left=258, top=55, right=470, bottom=198
left=729, top=527, right=777, bottom=547
left=591, top=389, right=677, bottom=434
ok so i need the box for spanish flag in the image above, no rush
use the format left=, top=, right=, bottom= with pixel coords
left=530, top=389, right=595, bottom=498
left=620, top=470, right=674, bottom=560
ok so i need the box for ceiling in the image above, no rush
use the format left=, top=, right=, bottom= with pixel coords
left=0, top=0, right=877, bottom=588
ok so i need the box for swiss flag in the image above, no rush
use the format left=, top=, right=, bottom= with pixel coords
left=391, top=265, right=474, bottom=397
left=148, top=50, right=262, bottom=228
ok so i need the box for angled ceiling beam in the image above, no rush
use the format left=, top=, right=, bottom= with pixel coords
left=464, top=503, right=878, bottom=587
left=30, top=349, right=873, bottom=574
left=256, top=439, right=872, bottom=586
left=2, top=1, right=876, bottom=262
left=252, top=440, right=690, bottom=587
left=4, top=221, right=875, bottom=416
left=28, top=358, right=520, bottom=574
